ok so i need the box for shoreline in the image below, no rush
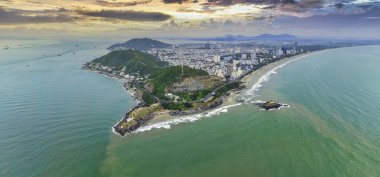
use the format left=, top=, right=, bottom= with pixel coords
left=83, top=65, right=142, bottom=105
left=243, top=51, right=320, bottom=97
left=85, top=50, right=322, bottom=136
left=122, top=51, right=322, bottom=134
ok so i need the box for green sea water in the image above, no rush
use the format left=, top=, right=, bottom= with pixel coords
left=100, top=46, right=380, bottom=177
left=0, top=40, right=135, bottom=177
left=1, top=42, right=380, bottom=177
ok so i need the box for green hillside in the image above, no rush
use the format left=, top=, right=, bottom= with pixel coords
left=149, top=66, right=209, bottom=95
left=92, top=49, right=168, bottom=75
left=108, top=38, right=172, bottom=51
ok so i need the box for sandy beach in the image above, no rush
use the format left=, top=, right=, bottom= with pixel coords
left=133, top=51, right=320, bottom=132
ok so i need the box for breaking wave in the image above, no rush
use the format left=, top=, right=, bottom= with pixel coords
left=245, top=53, right=314, bottom=98
left=135, top=103, right=242, bottom=133
left=129, top=53, right=316, bottom=134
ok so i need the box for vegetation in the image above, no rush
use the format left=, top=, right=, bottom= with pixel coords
left=213, top=82, right=242, bottom=99
left=142, top=91, right=157, bottom=106
left=92, top=48, right=242, bottom=133
left=176, top=90, right=210, bottom=102
left=161, top=102, right=193, bottom=110
left=149, top=66, right=209, bottom=95
left=91, top=50, right=223, bottom=106
left=118, top=120, right=138, bottom=130
left=93, top=49, right=168, bottom=75
left=108, top=38, right=172, bottom=51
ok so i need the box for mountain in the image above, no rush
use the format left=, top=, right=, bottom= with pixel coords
left=108, top=38, right=172, bottom=51
left=223, top=34, right=251, bottom=40
left=252, top=34, right=297, bottom=40
left=190, top=34, right=298, bottom=41
left=92, top=49, right=168, bottom=75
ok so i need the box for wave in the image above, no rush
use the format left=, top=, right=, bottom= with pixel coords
left=135, top=103, right=242, bottom=133
left=123, top=53, right=316, bottom=135
left=245, top=53, right=314, bottom=98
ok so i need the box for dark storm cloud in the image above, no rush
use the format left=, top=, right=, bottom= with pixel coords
left=358, top=4, right=375, bottom=10
left=77, top=10, right=171, bottom=22
left=200, top=0, right=380, bottom=13
left=198, top=0, right=332, bottom=14
left=335, top=2, right=344, bottom=9
left=95, top=0, right=153, bottom=7
left=161, top=18, right=243, bottom=30
left=274, top=6, right=380, bottom=28
left=193, top=0, right=380, bottom=17
left=203, top=0, right=297, bottom=6
left=177, top=5, right=218, bottom=13
left=0, top=7, right=74, bottom=24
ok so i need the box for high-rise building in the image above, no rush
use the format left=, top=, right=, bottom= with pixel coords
left=250, top=52, right=256, bottom=60
left=205, top=42, right=211, bottom=49
left=213, top=54, right=221, bottom=63
left=241, top=53, right=247, bottom=60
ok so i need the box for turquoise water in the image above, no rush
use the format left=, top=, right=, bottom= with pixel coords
left=100, top=46, right=380, bottom=177
left=1, top=43, right=380, bottom=177
left=0, top=40, right=135, bottom=176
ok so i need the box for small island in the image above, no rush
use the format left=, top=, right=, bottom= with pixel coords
left=255, top=101, right=289, bottom=110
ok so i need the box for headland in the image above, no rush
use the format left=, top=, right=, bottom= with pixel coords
left=82, top=38, right=361, bottom=136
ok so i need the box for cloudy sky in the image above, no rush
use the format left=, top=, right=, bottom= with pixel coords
left=0, top=0, right=379, bottom=39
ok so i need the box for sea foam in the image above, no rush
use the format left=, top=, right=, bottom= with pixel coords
left=132, top=53, right=315, bottom=134
left=135, top=103, right=242, bottom=133
left=245, top=53, right=314, bottom=98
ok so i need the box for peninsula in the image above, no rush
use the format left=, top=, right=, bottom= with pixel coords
left=84, top=46, right=243, bottom=135
left=84, top=38, right=372, bottom=136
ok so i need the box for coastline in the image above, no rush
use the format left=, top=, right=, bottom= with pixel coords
left=208, top=51, right=320, bottom=107
left=121, top=51, right=321, bottom=134
left=84, top=50, right=321, bottom=136
left=83, top=65, right=141, bottom=105
left=243, top=51, right=320, bottom=97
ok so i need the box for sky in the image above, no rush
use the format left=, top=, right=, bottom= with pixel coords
left=0, top=0, right=379, bottom=39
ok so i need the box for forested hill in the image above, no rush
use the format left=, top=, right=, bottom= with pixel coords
left=149, top=66, right=209, bottom=94
left=108, top=38, right=172, bottom=51
left=92, top=49, right=168, bottom=75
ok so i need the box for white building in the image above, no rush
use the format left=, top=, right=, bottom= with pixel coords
left=213, top=54, right=221, bottom=63
left=241, top=53, right=247, bottom=60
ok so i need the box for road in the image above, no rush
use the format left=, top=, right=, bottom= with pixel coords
left=200, top=79, right=240, bottom=102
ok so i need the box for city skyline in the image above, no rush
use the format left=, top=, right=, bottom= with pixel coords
left=0, top=0, right=379, bottom=39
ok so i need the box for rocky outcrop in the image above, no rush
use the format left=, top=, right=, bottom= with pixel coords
left=255, top=101, right=289, bottom=110
left=113, top=104, right=162, bottom=136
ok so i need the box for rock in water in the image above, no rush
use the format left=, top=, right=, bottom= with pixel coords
left=255, top=101, right=287, bottom=110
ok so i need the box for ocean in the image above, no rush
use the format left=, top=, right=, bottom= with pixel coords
left=1, top=41, right=379, bottom=177
left=0, top=40, right=135, bottom=176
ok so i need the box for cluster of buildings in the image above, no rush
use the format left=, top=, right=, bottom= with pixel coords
left=87, top=63, right=145, bottom=83
left=149, top=43, right=303, bottom=80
